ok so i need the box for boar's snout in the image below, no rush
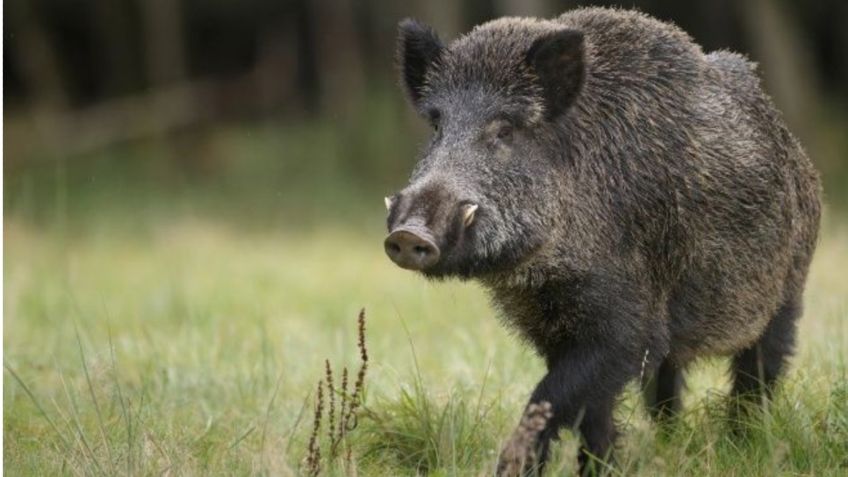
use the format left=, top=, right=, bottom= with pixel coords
left=384, top=227, right=440, bottom=270
left=384, top=181, right=482, bottom=273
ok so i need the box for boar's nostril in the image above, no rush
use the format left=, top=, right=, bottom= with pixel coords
left=384, top=228, right=441, bottom=271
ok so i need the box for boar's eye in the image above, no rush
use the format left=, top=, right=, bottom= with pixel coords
left=486, top=118, right=515, bottom=144
left=428, top=110, right=441, bottom=132
left=496, top=123, right=514, bottom=140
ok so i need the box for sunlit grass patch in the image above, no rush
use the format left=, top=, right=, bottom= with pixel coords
left=4, top=211, right=847, bottom=475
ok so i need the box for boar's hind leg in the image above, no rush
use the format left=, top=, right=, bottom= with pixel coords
left=730, top=297, right=800, bottom=415
left=642, top=357, right=684, bottom=421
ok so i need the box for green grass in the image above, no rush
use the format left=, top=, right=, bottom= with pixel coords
left=4, top=206, right=848, bottom=476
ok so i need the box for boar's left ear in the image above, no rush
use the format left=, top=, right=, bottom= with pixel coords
left=525, top=29, right=585, bottom=119
left=397, top=18, right=444, bottom=105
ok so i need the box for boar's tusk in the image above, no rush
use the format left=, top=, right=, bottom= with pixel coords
left=384, top=196, right=393, bottom=211
left=462, top=203, right=479, bottom=227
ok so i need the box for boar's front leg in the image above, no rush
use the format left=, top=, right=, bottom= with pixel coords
left=498, top=277, right=659, bottom=476
left=530, top=340, right=635, bottom=475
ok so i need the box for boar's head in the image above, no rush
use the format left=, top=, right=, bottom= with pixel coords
left=385, top=19, right=586, bottom=279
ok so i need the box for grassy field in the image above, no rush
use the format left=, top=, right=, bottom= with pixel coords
left=4, top=206, right=848, bottom=476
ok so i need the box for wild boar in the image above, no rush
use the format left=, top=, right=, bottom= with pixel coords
left=384, top=7, right=821, bottom=474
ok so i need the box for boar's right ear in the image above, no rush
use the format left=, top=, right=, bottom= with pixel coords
left=525, top=29, right=585, bottom=119
left=397, top=18, right=444, bottom=105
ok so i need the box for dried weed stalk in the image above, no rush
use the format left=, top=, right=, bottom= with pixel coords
left=305, top=381, right=324, bottom=476
left=303, top=308, right=369, bottom=476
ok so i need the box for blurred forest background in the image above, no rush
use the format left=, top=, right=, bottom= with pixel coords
left=4, top=0, right=848, bottom=232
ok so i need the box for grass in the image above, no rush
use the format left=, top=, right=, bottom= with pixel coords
left=4, top=201, right=848, bottom=475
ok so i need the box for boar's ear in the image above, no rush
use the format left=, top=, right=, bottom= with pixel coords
left=525, top=29, right=585, bottom=119
left=397, top=18, right=444, bottom=105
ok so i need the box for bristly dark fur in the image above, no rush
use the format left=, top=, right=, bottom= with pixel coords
left=389, top=7, right=821, bottom=475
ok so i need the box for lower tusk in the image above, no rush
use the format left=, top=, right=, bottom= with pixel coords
left=384, top=196, right=393, bottom=211
left=462, top=203, right=479, bottom=227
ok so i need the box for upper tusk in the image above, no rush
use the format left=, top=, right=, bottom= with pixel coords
left=384, top=196, right=393, bottom=211
left=462, top=203, right=479, bottom=227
